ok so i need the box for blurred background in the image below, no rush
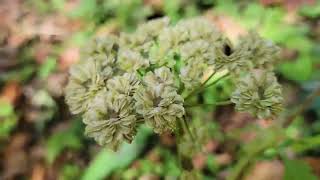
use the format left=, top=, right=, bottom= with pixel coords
left=0, top=0, right=320, bottom=179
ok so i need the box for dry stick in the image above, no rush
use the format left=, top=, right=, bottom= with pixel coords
left=283, top=87, right=320, bottom=127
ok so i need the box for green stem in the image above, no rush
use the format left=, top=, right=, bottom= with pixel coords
left=184, top=70, right=229, bottom=101
left=183, top=70, right=218, bottom=100
left=283, top=87, right=320, bottom=127
left=227, top=137, right=277, bottom=180
left=204, top=73, right=229, bottom=89
left=181, top=117, right=196, bottom=142
left=185, top=100, right=232, bottom=108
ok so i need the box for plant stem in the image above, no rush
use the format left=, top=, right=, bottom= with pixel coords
left=184, top=70, right=229, bottom=101
left=204, top=72, right=229, bottom=89
left=283, top=87, right=320, bottom=127
left=185, top=100, right=232, bottom=108
left=181, top=116, right=196, bottom=142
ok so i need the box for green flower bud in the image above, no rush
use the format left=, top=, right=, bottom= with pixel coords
left=83, top=90, right=137, bottom=151
left=143, top=67, right=177, bottom=88
left=215, top=39, right=251, bottom=74
left=180, top=39, right=216, bottom=65
left=239, top=31, right=280, bottom=70
left=120, top=17, right=169, bottom=53
left=154, top=17, right=223, bottom=67
left=134, top=85, right=185, bottom=133
left=107, top=73, right=140, bottom=96
left=117, top=49, right=149, bottom=72
left=65, top=60, right=112, bottom=114
left=180, top=60, right=208, bottom=90
left=231, top=69, right=283, bottom=119
left=82, top=36, right=119, bottom=65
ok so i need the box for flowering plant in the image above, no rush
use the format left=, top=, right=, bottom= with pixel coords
left=65, top=17, right=283, bottom=151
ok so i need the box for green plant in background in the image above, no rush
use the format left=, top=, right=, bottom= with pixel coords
left=0, top=100, right=18, bottom=139
left=64, top=17, right=283, bottom=177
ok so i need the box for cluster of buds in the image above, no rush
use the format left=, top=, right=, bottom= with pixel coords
left=65, top=17, right=283, bottom=150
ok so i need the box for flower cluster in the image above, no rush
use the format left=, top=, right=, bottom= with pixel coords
left=65, top=17, right=283, bottom=150
left=231, top=70, right=283, bottom=119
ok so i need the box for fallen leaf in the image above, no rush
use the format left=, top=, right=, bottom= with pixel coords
left=244, top=160, right=284, bottom=180
left=58, top=47, right=79, bottom=71
left=0, top=81, right=21, bottom=105
left=31, top=163, right=46, bottom=180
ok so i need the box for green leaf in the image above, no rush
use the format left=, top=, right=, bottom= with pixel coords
left=69, top=0, right=96, bottom=19
left=81, top=126, right=152, bottom=180
left=46, top=120, right=83, bottom=164
left=0, top=115, right=17, bottom=139
left=0, top=101, right=14, bottom=117
left=38, top=57, right=57, bottom=79
left=279, top=54, right=312, bottom=82
left=59, top=164, right=81, bottom=180
left=284, top=159, right=317, bottom=180
left=300, top=3, right=320, bottom=18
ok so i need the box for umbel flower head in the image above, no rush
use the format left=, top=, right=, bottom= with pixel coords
left=240, top=31, right=280, bottom=70
left=65, top=36, right=119, bottom=114
left=65, top=60, right=112, bottom=114
left=83, top=91, right=137, bottom=150
left=65, top=16, right=283, bottom=151
left=134, top=85, right=185, bottom=133
left=231, top=69, right=283, bottom=119
left=134, top=67, right=184, bottom=133
left=152, top=18, right=224, bottom=67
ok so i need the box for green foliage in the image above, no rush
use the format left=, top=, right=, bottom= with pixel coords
left=38, top=57, right=57, bottom=79
left=46, top=120, right=83, bottom=164
left=59, top=164, right=82, bottom=180
left=284, top=159, right=317, bottom=180
left=300, top=2, right=320, bottom=18
left=0, top=101, right=14, bottom=117
left=0, top=101, right=17, bottom=139
left=81, top=126, right=152, bottom=180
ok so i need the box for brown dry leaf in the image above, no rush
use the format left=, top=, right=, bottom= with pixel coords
left=215, top=153, right=232, bottom=166
left=144, top=0, right=163, bottom=10
left=46, top=73, right=68, bottom=97
left=261, top=0, right=316, bottom=12
left=215, top=106, right=256, bottom=132
left=139, top=174, right=160, bottom=180
left=0, top=81, right=21, bottom=105
left=260, top=0, right=283, bottom=6
left=31, top=163, right=46, bottom=180
left=205, top=12, right=247, bottom=43
left=3, top=132, right=30, bottom=179
left=34, top=43, right=52, bottom=64
left=59, top=47, right=80, bottom=71
left=192, top=153, right=206, bottom=170
left=146, top=149, right=161, bottom=163
left=244, top=160, right=284, bottom=180
left=160, top=132, right=175, bottom=147
left=204, top=140, right=219, bottom=153
left=304, top=157, right=320, bottom=177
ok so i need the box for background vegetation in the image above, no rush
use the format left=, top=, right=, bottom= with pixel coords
left=0, top=0, right=319, bottom=179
